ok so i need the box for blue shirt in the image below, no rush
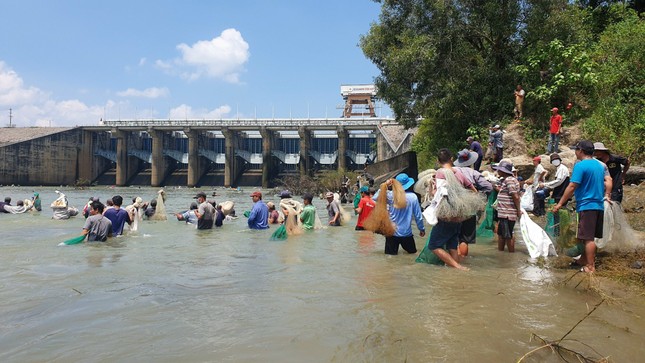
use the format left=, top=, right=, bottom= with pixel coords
left=103, top=208, right=131, bottom=236
left=570, top=159, right=605, bottom=212
left=248, top=201, right=269, bottom=229
left=373, top=190, right=425, bottom=237
left=181, top=210, right=198, bottom=225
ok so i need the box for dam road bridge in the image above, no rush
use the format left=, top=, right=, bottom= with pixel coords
left=0, top=117, right=416, bottom=188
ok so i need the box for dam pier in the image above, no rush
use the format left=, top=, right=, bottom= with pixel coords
left=0, top=118, right=415, bottom=187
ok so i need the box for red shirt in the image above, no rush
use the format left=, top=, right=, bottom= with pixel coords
left=550, top=114, right=562, bottom=134
left=356, top=196, right=375, bottom=228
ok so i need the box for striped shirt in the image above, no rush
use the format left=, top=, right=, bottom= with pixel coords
left=497, top=176, right=520, bottom=221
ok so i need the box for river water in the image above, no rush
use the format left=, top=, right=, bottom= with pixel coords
left=1, top=186, right=643, bottom=362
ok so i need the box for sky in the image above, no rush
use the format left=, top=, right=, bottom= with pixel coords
left=0, top=0, right=390, bottom=127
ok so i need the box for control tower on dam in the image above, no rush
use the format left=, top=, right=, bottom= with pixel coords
left=0, top=118, right=415, bottom=187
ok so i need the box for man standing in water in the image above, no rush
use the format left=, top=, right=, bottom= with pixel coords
left=193, top=192, right=215, bottom=230
left=325, top=192, right=341, bottom=226
left=247, top=191, right=269, bottom=230
left=593, top=142, right=630, bottom=204
left=427, top=149, right=475, bottom=269
left=354, top=186, right=375, bottom=230
left=103, top=195, right=131, bottom=236
left=300, top=193, right=317, bottom=230
left=374, top=173, right=426, bottom=255
left=82, top=201, right=112, bottom=242
left=553, top=141, right=611, bottom=273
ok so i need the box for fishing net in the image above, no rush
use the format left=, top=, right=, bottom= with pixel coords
left=476, top=191, right=497, bottom=238
left=270, top=224, right=288, bottom=240
left=599, top=202, right=642, bottom=252
left=435, top=169, right=485, bottom=221
left=363, top=183, right=396, bottom=237
left=333, top=193, right=352, bottom=225
left=149, top=189, right=167, bottom=221
left=416, top=236, right=445, bottom=265
left=391, top=180, right=407, bottom=209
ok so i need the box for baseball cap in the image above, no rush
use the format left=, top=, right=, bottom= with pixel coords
left=551, top=107, right=559, bottom=112
left=533, top=156, right=541, bottom=162
left=325, top=192, right=334, bottom=198
left=279, top=190, right=292, bottom=199
left=570, top=140, right=594, bottom=153
left=194, top=191, right=207, bottom=199
left=250, top=191, right=262, bottom=198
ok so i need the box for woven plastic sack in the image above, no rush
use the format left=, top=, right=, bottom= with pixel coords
left=270, top=224, right=287, bottom=241
left=476, top=191, right=497, bottom=238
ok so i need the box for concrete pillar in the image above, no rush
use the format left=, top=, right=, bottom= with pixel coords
left=376, top=129, right=389, bottom=162
left=150, top=130, right=166, bottom=187
left=114, top=129, right=129, bottom=186
left=337, top=126, right=347, bottom=172
left=298, top=127, right=310, bottom=177
left=223, top=129, right=237, bottom=187
left=186, top=129, right=200, bottom=187
left=78, top=130, right=94, bottom=182
left=260, top=127, right=274, bottom=188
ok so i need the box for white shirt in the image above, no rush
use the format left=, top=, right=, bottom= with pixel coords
left=532, top=164, right=547, bottom=191
left=544, top=164, right=570, bottom=189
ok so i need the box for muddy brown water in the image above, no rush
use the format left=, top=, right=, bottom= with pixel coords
left=1, top=187, right=644, bottom=362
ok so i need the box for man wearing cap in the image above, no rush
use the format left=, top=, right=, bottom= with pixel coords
left=493, top=160, right=522, bottom=253
left=489, top=125, right=504, bottom=162
left=593, top=142, right=630, bottom=203
left=466, top=137, right=484, bottom=171
left=548, top=107, right=562, bottom=153
left=325, top=192, right=342, bottom=226
left=374, top=173, right=426, bottom=255
left=193, top=192, right=215, bottom=230
left=554, top=140, right=612, bottom=273
left=247, top=191, right=269, bottom=230
left=454, top=149, right=492, bottom=257
left=354, top=186, right=375, bottom=230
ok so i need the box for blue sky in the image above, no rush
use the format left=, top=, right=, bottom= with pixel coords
left=0, top=0, right=390, bottom=127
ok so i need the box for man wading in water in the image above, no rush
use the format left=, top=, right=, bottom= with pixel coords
left=427, top=149, right=476, bottom=269
left=194, top=192, right=215, bottom=230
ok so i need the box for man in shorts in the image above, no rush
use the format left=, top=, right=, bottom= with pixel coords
left=427, top=149, right=476, bottom=269
left=553, top=140, right=611, bottom=273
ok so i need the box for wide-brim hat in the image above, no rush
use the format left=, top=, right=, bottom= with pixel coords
left=593, top=142, right=609, bottom=152
left=549, top=153, right=561, bottom=163
left=395, top=173, right=415, bottom=191
left=220, top=201, right=235, bottom=215
left=454, top=149, right=478, bottom=167
left=493, top=160, right=514, bottom=175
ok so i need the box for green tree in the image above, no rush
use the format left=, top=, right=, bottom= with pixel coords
left=584, top=9, right=645, bottom=161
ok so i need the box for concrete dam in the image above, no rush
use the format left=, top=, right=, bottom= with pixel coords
left=0, top=118, right=415, bottom=187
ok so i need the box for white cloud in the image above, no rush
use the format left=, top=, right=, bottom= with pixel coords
left=138, top=58, right=147, bottom=66
left=117, top=87, right=170, bottom=98
left=0, top=61, right=106, bottom=126
left=169, top=104, right=231, bottom=119
left=157, top=28, right=250, bottom=83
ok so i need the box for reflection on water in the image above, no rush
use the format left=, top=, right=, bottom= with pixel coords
left=0, top=186, right=643, bottom=362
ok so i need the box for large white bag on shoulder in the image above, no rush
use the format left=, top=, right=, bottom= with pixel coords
left=520, top=210, right=557, bottom=258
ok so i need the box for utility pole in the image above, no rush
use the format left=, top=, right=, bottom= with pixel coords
left=9, top=108, right=13, bottom=127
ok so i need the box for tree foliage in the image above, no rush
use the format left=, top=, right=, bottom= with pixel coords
left=361, top=0, right=644, bottom=163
